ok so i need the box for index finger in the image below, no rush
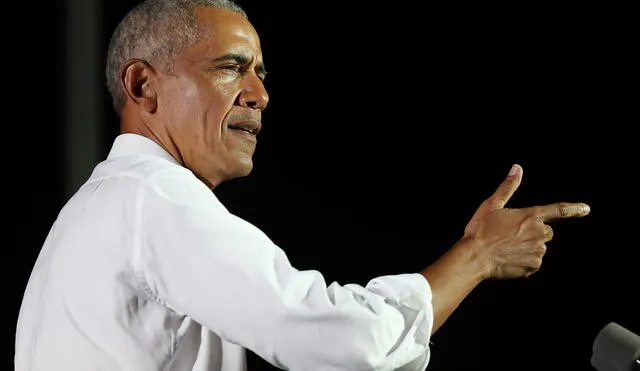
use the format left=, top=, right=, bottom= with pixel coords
left=532, top=202, right=591, bottom=222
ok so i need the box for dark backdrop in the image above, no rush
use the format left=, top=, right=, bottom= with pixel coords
left=8, top=1, right=637, bottom=370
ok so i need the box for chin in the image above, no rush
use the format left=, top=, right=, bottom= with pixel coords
left=194, top=163, right=253, bottom=189
left=237, top=163, right=254, bottom=177
left=228, top=158, right=254, bottom=179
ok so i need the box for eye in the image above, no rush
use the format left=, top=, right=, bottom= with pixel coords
left=218, top=64, right=266, bottom=82
left=219, top=65, right=242, bottom=74
left=222, top=64, right=239, bottom=70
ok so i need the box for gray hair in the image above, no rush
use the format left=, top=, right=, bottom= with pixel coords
left=105, top=0, right=247, bottom=115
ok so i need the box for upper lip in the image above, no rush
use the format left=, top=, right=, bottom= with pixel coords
left=228, top=119, right=262, bottom=135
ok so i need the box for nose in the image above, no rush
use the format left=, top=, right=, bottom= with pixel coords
left=238, top=75, right=269, bottom=111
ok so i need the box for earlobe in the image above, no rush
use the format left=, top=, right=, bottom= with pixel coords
left=120, top=59, right=157, bottom=113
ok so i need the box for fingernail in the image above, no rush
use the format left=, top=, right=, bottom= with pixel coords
left=508, top=165, right=518, bottom=176
left=582, top=204, right=591, bottom=214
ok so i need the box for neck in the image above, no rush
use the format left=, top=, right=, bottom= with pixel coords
left=120, top=121, right=185, bottom=166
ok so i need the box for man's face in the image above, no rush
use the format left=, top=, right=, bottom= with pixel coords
left=156, top=7, right=268, bottom=187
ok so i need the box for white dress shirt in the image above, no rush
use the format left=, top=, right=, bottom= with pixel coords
left=15, top=133, right=434, bottom=371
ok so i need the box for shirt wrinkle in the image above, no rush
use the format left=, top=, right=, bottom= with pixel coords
left=15, top=133, right=434, bottom=371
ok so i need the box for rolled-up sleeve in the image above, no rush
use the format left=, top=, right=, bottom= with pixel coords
left=134, top=168, right=433, bottom=370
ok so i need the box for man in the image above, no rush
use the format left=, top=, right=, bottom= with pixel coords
left=14, top=1, right=591, bottom=370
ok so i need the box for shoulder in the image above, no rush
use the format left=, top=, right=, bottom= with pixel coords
left=141, top=164, right=223, bottom=212
left=78, top=154, right=223, bottom=212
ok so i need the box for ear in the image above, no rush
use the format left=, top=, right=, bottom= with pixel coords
left=120, top=59, right=158, bottom=113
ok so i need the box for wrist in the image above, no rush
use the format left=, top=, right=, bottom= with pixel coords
left=421, top=237, right=487, bottom=289
left=448, top=237, right=491, bottom=283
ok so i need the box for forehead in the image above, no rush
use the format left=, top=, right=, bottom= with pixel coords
left=192, top=7, right=262, bottom=58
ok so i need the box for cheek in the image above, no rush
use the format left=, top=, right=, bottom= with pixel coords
left=210, top=74, right=240, bottom=105
left=203, top=110, right=226, bottom=141
left=160, top=82, right=203, bottom=124
left=180, top=83, right=207, bottom=114
left=205, top=88, right=238, bottom=133
left=165, top=77, right=238, bottom=139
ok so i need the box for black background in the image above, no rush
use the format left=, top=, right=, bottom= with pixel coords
left=7, top=1, right=637, bottom=370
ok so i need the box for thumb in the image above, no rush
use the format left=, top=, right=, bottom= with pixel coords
left=463, top=164, right=522, bottom=237
left=489, top=163, right=523, bottom=210
left=465, top=164, right=522, bottom=226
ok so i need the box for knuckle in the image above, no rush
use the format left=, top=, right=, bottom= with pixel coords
left=557, top=202, right=570, bottom=217
left=532, top=256, right=544, bottom=268
left=539, top=224, right=553, bottom=240
left=529, top=213, right=542, bottom=224
left=546, top=227, right=554, bottom=241
left=537, top=244, right=547, bottom=257
left=530, top=206, right=544, bottom=221
left=525, top=263, right=541, bottom=277
left=531, top=205, right=541, bottom=215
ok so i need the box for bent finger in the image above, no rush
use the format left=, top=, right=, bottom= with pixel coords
left=543, top=224, right=554, bottom=242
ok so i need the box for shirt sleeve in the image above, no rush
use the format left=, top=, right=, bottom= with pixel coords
left=134, top=168, right=434, bottom=370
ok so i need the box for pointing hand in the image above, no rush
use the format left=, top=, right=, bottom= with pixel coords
left=463, top=164, right=590, bottom=279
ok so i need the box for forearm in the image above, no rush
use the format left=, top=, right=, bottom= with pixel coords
left=420, top=239, right=487, bottom=334
left=142, top=178, right=434, bottom=369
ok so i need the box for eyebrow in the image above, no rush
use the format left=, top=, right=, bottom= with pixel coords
left=213, top=53, right=268, bottom=78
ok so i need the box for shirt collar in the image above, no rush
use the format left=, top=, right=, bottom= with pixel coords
left=106, top=133, right=181, bottom=165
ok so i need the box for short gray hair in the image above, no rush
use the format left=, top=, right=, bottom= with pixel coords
left=105, top=0, right=247, bottom=115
